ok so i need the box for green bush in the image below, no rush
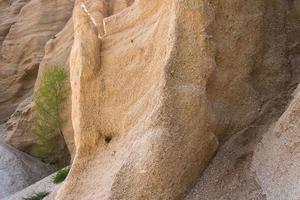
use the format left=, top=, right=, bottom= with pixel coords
left=52, top=166, right=70, bottom=184
left=31, top=66, right=69, bottom=167
left=23, top=191, right=49, bottom=200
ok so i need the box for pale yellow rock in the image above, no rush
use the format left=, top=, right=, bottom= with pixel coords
left=4, top=0, right=133, bottom=160
left=1, top=0, right=300, bottom=199
left=55, top=1, right=219, bottom=199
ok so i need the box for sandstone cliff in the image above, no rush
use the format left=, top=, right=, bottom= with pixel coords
left=0, top=0, right=300, bottom=199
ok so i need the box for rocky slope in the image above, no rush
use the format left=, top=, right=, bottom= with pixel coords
left=0, top=142, right=54, bottom=199
left=6, top=172, right=62, bottom=200
left=0, top=0, right=299, bottom=199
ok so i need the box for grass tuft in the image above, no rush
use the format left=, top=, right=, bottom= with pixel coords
left=23, top=191, right=49, bottom=200
left=52, top=166, right=70, bottom=184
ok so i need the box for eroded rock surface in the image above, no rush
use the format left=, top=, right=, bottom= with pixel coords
left=253, top=86, right=300, bottom=200
left=0, top=142, right=54, bottom=199
left=6, top=171, right=62, bottom=200
left=0, top=0, right=73, bottom=123
left=56, top=1, right=218, bottom=199
left=52, top=0, right=300, bottom=199
left=3, top=0, right=139, bottom=159
left=5, top=97, right=35, bottom=152
left=1, top=0, right=300, bottom=199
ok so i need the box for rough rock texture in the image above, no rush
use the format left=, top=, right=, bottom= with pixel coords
left=47, top=0, right=300, bottom=199
left=3, top=0, right=136, bottom=159
left=0, top=0, right=30, bottom=47
left=56, top=1, right=219, bottom=199
left=185, top=86, right=294, bottom=200
left=186, top=1, right=300, bottom=199
left=0, top=142, right=54, bottom=199
left=4, top=97, right=35, bottom=152
left=253, top=86, right=300, bottom=200
left=0, top=0, right=73, bottom=123
left=0, top=124, right=4, bottom=140
left=1, top=0, right=75, bottom=159
left=1, top=0, right=300, bottom=199
left=206, top=0, right=291, bottom=141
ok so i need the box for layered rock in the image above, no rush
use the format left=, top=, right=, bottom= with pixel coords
left=1, top=0, right=74, bottom=160
left=0, top=0, right=30, bottom=47
left=5, top=97, right=35, bottom=152
left=0, top=0, right=74, bottom=123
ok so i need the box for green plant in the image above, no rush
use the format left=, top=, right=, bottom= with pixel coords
left=31, top=66, right=69, bottom=166
left=23, top=191, right=49, bottom=200
left=52, top=166, right=70, bottom=184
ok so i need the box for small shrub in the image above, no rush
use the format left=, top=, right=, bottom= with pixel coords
left=52, top=166, right=70, bottom=184
left=23, top=191, right=49, bottom=200
left=31, top=66, right=69, bottom=167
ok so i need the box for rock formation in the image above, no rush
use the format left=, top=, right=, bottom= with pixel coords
left=56, top=1, right=219, bottom=199
left=0, top=0, right=74, bottom=159
left=0, top=0, right=300, bottom=199
left=0, top=142, right=53, bottom=199
left=0, top=0, right=73, bottom=123
left=6, top=171, right=62, bottom=200
left=253, top=85, right=300, bottom=200
left=5, top=97, right=35, bottom=152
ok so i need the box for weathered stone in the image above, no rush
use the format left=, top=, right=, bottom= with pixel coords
left=0, top=0, right=74, bottom=123
left=1, top=0, right=300, bottom=199
left=253, top=85, right=300, bottom=200
left=55, top=1, right=219, bottom=199
left=5, top=97, right=35, bottom=152
left=0, top=142, right=54, bottom=199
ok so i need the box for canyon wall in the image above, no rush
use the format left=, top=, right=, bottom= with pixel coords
left=0, top=0, right=299, bottom=199
left=55, top=0, right=299, bottom=199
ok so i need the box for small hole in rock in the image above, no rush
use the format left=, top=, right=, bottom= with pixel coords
left=131, top=39, right=134, bottom=43
left=105, top=135, right=112, bottom=144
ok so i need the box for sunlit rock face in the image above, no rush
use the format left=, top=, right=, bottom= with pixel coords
left=1, top=0, right=300, bottom=199
left=2, top=0, right=136, bottom=160
left=56, top=1, right=218, bottom=199
left=55, top=0, right=299, bottom=199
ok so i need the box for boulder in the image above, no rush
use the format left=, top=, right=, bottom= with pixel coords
left=0, top=142, right=54, bottom=199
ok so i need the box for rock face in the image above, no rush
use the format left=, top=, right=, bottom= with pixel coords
left=1, top=0, right=75, bottom=159
left=186, top=1, right=300, bottom=200
left=6, top=171, right=62, bottom=200
left=1, top=0, right=300, bottom=199
left=0, top=0, right=30, bottom=47
left=0, top=0, right=73, bottom=123
left=56, top=1, right=218, bottom=199
left=3, top=0, right=136, bottom=159
left=0, top=142, right=54, bottom=199
left=5, top=97, right=35, bottom=152
left=55, top=0, right=299, bottom=199
left=253, top=86, right=300, bottom=200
